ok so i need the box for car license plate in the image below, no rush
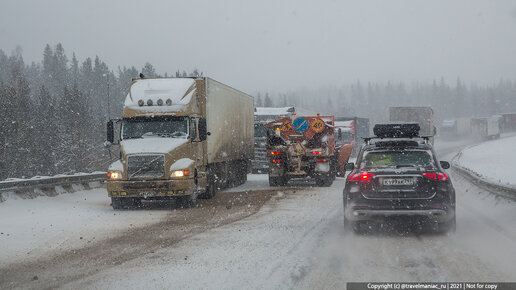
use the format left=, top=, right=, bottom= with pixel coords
left=382, top=178, right=415, bottom=186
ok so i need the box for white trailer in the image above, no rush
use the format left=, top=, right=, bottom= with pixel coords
left=471, top=116, right=502, bottom=140
left=389, top=107, right=435, bottom=144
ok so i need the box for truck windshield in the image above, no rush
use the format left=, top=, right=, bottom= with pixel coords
left=122, top=116, right=189, bottom=140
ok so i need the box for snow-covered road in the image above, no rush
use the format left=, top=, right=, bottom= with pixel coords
left=1, top=138, right=515, bottom=289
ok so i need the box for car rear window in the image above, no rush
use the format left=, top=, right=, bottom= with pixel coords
left=360, top=150, right=435, bottom=169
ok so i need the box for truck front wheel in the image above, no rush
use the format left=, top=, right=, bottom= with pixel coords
left=176, top=195, right=197, bottom=209
left=315, top=177, right=333, bottom=187
left=111, top=197, right=141, bottom=210
left=199, top=168, right=216, bottom=199
left=269, top=175, right=287, bottom=186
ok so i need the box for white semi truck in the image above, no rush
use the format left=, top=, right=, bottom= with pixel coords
left=106, top=77, right=254, bottom=209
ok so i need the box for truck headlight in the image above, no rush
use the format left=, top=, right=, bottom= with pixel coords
left=172, top=170, right=189, bottom=178
left=107, top=170, right=122, bottom=180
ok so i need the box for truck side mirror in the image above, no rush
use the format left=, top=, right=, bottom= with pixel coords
left=344, top=162, right=355, bottom=171
left=199, top=118, right=208, bottom=141
left=440, top=161, right=450, bottom=169
left=106, top=119, right=121, bottom=144
left=107, top=120, right=115, bottom=143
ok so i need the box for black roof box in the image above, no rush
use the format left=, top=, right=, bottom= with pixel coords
left=373, top=123, right=420, bottom=138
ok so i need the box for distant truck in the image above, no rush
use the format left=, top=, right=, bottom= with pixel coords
left=106, top=77, right=254, bottom=209
left=499, top=113, right=516, bottom=132
left=253, top=107, right=315, bottom=173
left=389, top=106, right=436, bottom=144
left=440, top=119, right=458, bottom=138
left=334, top=117, right=370, bottom=175
left=471, top=116, right=502, bottom=140
left=265, top=115, right=337, bottom=186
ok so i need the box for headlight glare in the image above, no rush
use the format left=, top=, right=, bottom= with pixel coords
left=172, top=170, right=189, bottom=177
left=108, top=171, right=122, bottom=180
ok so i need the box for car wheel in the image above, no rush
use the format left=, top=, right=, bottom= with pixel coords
left=437, top=215, right=456, bottom=233
left=352, top=221, right=365, bottom=234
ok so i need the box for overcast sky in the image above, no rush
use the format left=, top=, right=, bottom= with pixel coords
left=1, top=0, right=516, bottom=94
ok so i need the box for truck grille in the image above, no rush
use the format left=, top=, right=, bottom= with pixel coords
left=127, top=154, right=165, bottom=179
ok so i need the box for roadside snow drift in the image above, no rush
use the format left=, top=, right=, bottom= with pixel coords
left=455, top=135, right=516, bottom=188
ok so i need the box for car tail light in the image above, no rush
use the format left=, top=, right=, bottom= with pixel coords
left=272, top=159, right=281, bottom=163
left=360, top=172, right=374, bottom=181
left=317, top=158, right=327, bottom=162
left=348, top=172, right=374, bottom=181
left=348, top=173, right=359, bottom=181
left=422, top=172, right=448, bottom=180
left=270, top=151, right=280, bottom=155
left=313, top=151, right=322, bottom=155
left=438, top=173, right=448, bottom=180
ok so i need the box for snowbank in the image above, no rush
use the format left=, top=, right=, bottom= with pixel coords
left=455, top=135, right=516, bottom=189
left=0, top=188, right=169, bottom=266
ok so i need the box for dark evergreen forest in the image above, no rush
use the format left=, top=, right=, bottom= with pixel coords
left=1, top=44, right=515, bottom=180
left=0, top=44, right=200, bottom=179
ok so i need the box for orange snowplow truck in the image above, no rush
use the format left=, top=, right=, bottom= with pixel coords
left=265, top=115, right=337, bottom=187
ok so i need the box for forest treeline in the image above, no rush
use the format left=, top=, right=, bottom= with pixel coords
left=257, top=78, right=516, bottom=125
left=1, top=44, right=515, bottom=179
left=0, top=44, right=200, bottom=179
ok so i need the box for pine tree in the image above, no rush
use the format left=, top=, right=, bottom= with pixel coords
left=142, top=62, right=157, bottom=77
left=255, top=93, right=263, bottom=107
left=264, top=93, right=273, bottom=107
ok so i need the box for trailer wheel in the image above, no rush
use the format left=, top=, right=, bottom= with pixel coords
left=269, top=175, right=287, bottom=186
left=315, top=177, right=332, bottom=187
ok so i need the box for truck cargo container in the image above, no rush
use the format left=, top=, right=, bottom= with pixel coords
left=471, top=116, right=502, bottom=140
left=456, top=117, right=472, bottom=136
left=389, top=106, right=436, bottom=144
left=499, top=112, right=516, bottom=132
left=106, top=77, right=254, bottom=209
